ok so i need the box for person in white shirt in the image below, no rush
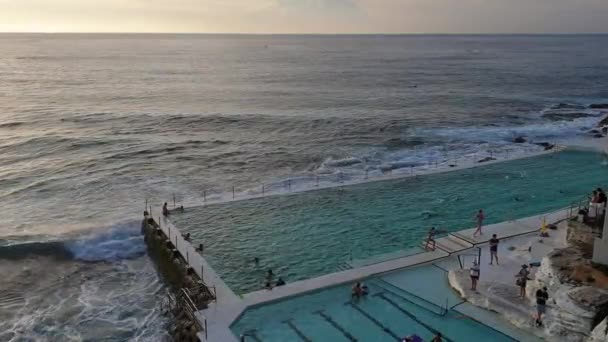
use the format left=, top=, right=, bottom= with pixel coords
left=470, top=260, right=480, bottom=292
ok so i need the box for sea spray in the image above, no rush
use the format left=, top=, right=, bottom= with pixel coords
left=65, top=221, right=146, bottom=262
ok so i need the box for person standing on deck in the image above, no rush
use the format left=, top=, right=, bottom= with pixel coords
left=473, top=209, right=484, bottom=237
left=425, top=227, right=446, bottom=251
left=516, top=264, right=530, bottom=298
left=535, top=286, right=549, bottom=327
left=489, top=234, right=499, bottom=265
left=162, top=202, right=169, bottom=217
left=470, top=260, right=480, bottom=292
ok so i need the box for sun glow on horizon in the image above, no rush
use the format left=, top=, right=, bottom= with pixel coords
left=1, top=0, right=607, bottom=34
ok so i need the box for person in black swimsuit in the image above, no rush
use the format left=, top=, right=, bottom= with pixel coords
left=489, top=234, right=499, bottom=265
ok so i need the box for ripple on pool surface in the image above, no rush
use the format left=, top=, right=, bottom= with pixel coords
left=171, top=149, right=608, bottom=294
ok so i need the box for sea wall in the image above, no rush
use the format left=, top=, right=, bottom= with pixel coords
left=141, top=214, right=215, bottom=341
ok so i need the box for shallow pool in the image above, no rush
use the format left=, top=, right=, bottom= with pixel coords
left=172, top=149, right=608, bottom=293
left=231, top=265, right=537, bottom=342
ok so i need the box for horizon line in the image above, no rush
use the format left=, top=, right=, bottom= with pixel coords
left=1, top=32, right=608, bottom=36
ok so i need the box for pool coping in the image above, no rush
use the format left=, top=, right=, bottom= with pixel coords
left=197, top=206, right=574, bottom=341
left=180, top=145, right=569, bottom=210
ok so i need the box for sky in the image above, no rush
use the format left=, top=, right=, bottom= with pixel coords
left=1, top=0, right=607, bottom=34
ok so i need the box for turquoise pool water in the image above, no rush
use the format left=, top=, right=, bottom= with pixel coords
left=231, top=265, right=536, bottom=342
left=172, top=149, right=608, bottom=293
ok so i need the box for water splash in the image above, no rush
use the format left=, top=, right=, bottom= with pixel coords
left=65, top=221, right=146, bottom=262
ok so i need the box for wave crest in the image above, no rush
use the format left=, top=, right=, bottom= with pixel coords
left=0, top=221, right=145, bottom=262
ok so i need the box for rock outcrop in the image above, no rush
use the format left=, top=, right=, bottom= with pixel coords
left=542, top=112, right=596, bottom=121
left=589, top=104, right=608, bottom=109
left=554, top=103, right=586, bottom=110
left=589, top=317, right=608, bottom=341
left=534, top=142, right=556, bottom=151
left=478, top=157, right=496, bottom=163
left=449, top=220, right=608, bottom=341
left=513, top=136, right=527, bottom=143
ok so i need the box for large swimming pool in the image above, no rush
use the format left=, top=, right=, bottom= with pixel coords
left=172, top=149, right=608, bottom=294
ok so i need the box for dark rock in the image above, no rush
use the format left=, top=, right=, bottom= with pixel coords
left=542, top=112, right=596, bottom=121
left=533, top=142, right=555, bottom=151
left=513, top=136, right=527, bottom=143
left=569, top=286, right=608, bottom=310
left=598, top=116, right=608, bottom=127
left=589, top=104, right=608, bottom=109
left=590, top=129, right=601, bottom=134
left=554, top=103, right=585, bottom=110
left=594, top=134, right=604, bottom=138
left=478, top=157, right=496, bottom=163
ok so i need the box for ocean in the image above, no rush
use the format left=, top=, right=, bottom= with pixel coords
left=1, top=34, right=607, bottom=341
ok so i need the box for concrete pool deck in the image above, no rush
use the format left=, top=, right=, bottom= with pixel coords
left=447, top=220, right=571, bottom=340
left=192, top=206, right=575, bottom=341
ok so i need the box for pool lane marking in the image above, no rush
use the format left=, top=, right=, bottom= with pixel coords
left=283, top=319, right=312, bottom=342
left=314, top=310, right=358, bottom=342
left=345, top=302, right=401, bottom=341
left=372, top=279, right=446, bottom=315
left=376, top=293, right=455, bottom=342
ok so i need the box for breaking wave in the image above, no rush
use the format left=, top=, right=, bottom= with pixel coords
left=0, top=221, right=146, bottom=262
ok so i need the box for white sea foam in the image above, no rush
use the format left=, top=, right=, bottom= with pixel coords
left=65, top=222, right=146, bottom=262
left=414, top=115, right=600, bottom=143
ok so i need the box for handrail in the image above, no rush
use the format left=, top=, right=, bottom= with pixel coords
left=178, top=288, right=208, bottom=339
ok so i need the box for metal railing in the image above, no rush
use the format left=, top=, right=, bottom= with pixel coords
left=163, top=147, right=564, bottom=208
left=457, top=247, right=482, bottom=270
left=178, top=288, right=208, bottom=340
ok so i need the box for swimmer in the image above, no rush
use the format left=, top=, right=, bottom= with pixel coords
left=253, top=257, right=259, bottom=265
left=361, top=284, right=369, bottom=296
left=195, top=243, right=204, bottom=252
left=352, top=282, right=363, bottom=300
left=276, top=277, right=286, bottom=286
